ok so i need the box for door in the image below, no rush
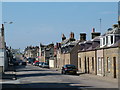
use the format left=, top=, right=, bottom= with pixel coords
left=88, top=58, right=89, bottom=74
left=85, top=57, right=87, bottom=73
left=113, top=57, right=116, bottom=78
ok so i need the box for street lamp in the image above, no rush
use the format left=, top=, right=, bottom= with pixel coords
left=3, top=21, right=13, bottom=43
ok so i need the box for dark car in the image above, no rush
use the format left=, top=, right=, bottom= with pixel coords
left=61, top=64, right=77, bottom=75
left=42, top=62, right=49, bottom=68
left=27, top=58, right=35, bottom=64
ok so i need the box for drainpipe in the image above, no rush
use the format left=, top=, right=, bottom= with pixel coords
left=95, top=49, right=97, bottom=75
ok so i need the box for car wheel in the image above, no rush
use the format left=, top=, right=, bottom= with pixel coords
left=63, top=71, right=66, bottom=74
left=74, top=72, right=77, bottom=75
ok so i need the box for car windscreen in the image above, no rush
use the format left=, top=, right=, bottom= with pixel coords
left=66, top=65, right=76, bottom=69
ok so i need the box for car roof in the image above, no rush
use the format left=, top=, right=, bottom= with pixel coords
left=64, top=64, right=75, bottom=66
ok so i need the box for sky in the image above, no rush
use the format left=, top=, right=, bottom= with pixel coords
left=2, top=2, right=118, bottom=51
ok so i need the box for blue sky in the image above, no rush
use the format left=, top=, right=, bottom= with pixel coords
left=2, top=2, right=118, bottom=51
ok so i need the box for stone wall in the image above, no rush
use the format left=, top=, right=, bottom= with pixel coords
left=104, top=47, right=119, bottom=78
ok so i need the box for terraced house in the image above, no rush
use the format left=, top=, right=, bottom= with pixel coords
left=39, top=43, right=54, bottom=64
left=78, top=28, right=101, bottom=75
left=56, top=32, right=87, bottom=69
left=78, top=23, right=120, bottom=79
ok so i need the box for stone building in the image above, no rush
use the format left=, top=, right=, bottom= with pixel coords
left=78, top=24, right=120, bottom=79
left=57, top=32, right=86, bottom=69
left=78, top=29, right=101, bottom=75
left=0, top=24, right=9, bottom=73
left=24, top=46, right=39, bottom=60
left=99, top=24, right=120, bottom=78
left=38, top=43, right=54, bottom=64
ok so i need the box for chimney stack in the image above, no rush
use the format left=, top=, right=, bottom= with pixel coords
left=1, top=24, right=4, bottom=36
left=91, top=28, right=101, bottom=39
left=70, top=32, right=74, bottom=39
left=80, top=33, right=86, bottom=42
left=92, top=28, right=95, bottom=32
left=62, top=34, right=66, bottom=41
left=70, top=32, right=75, bottom=41
left=113, top=24, right=118, bottom=28
left=118, top=16, right=120, bottom=28
left=118, top=21, right=120, bottom=28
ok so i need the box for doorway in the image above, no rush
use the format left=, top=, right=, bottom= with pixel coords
left=113, top=57, right=116, bottom=78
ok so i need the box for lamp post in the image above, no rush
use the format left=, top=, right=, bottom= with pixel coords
left=3, top=22, right=13, bottom=66
left=3, top=21, right=13, bottom=44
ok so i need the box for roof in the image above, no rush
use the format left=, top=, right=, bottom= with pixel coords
left=104, top=28, right=120, bottom=35
left=78, top=36, right=100, bottom=52
left=61, top=39, right=69, bottom=45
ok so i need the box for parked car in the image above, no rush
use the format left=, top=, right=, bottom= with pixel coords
left=27, top=58, right=35, bottom=64
left=42, top=62, right=49, bottom=68
left=39, top=62, right=44, bottom=67
left=22, top=62, right=27, bottom=65
left=34, top=61, right=39, bottom=66
left=61, top=64, right=77, bottom=75
left=33, top=61, right=39, bottom=66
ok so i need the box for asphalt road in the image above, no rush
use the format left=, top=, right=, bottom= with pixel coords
left=2, top=64, right=118, bottom=89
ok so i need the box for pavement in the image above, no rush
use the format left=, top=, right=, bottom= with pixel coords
left=0, top=64, right=17, bottom=81
left=53, top=68, right=118, bottom=84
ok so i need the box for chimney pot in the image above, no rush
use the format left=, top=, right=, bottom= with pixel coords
left=62, top=34, right=66, bottom=41
left=92, top=28, right=95, bottom=32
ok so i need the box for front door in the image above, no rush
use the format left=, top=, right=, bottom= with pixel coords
left=88, top=58, right=89, bottom=74
left=113, top=57, right=116, bottom=78
left=85, top=57, right=87, bottom=73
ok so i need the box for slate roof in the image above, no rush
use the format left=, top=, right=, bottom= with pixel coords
left=78, top=36, right=100, bottom=52
left=104, top=28, right=120, bottom=35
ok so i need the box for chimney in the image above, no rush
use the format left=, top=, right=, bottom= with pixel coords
left=70, top=32, right=75, bottom=41
left=70, top=32, right=74, bottom=39
left=113, top=24, right=118, bottom=28
left=118, top=21, right=120, bottom=28
left=91, top=28, right=101, bottom=39
left=92, top=28, right=95, bottom=32
left=1, top=24, right=4, bottom=36
left=118, top=16, right=120, bottom=28
left=62, top=34, right=66, bottom=41
left=80, top=33, right=86, bottom=42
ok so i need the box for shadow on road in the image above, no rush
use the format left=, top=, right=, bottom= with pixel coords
left=16, top=69, right=50, bottom=72
left=16, top=72, right=61, bottom=78
left=2, top=82, right=93, bottom=89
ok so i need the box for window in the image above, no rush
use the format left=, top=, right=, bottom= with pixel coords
left=92, top=57, right=94, bottom=71
left=100, top=39, right=102, bottom=46
left=107, top=57, right=111, bottom=72
left=103, top=38, right=105, bottom=45
left=98, top=57, right=101, bottom=71
left=106, top=36, right=108, bottom=44
left=111, top=36, right=113, bottom=44
left=79, top=58, right=81, bottom=68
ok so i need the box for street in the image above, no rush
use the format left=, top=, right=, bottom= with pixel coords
left=1, top=64, right=118, bottom=89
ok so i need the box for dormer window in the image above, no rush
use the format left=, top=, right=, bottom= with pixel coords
left=103, top=38, right=105, bottom=45
left=106, top=36, right=108, bottom=44
left=107, top=35, right=115, bottom=46
left=100, top=36, right=106, bottom=48
left=111, top=36, right=113, bottom=44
